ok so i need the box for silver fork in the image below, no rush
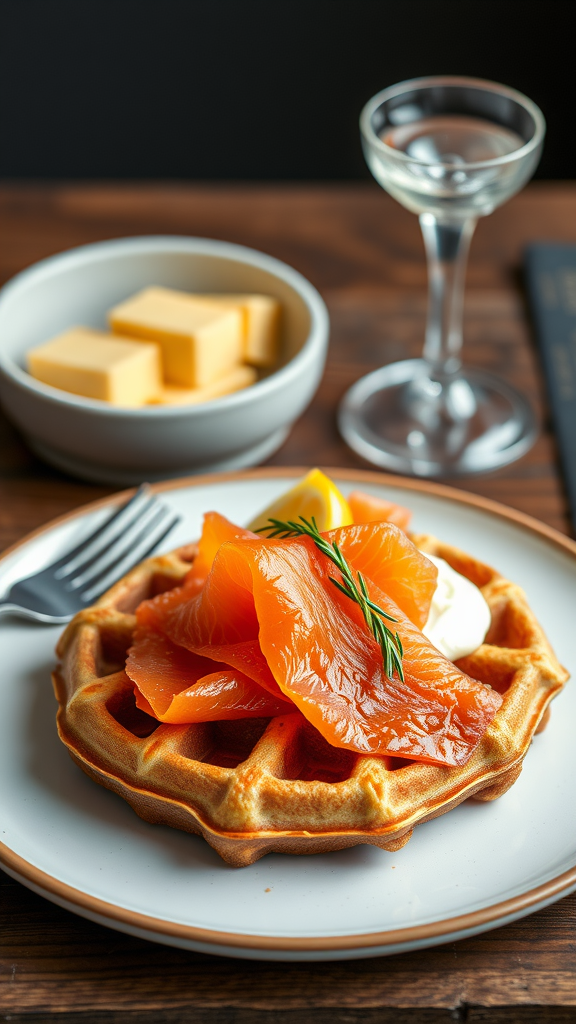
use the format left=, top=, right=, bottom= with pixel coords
left=0, top=485, right=181, bottom=624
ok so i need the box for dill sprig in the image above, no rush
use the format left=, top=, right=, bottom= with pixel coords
left=256, top=516, right=404, bottom=682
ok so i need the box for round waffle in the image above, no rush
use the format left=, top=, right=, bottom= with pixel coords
left=53, top=536, right=568, bottom=867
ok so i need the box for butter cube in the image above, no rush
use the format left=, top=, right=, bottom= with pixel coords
left=148, top=365, right=257, bottom=406
left=109, top=287, right=243, bottom=388
left=194, top=293, right=280, bottom=367
left=26, top=327, right=162, bottom=406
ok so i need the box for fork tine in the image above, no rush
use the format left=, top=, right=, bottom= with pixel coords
left=67, top=502, right=168, bottom=591
left=51, top=485, right=152, bottom=577
left=62, top=497, right=161, bottom=589
left=80, top=513, right=181, bottom=603
left=55, top=489, right=156, bottom=581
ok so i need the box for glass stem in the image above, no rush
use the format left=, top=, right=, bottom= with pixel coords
left=419, top=214, right=477, bottom=377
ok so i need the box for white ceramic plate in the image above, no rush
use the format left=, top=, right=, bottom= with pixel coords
left=1, top=468, right=575, bottom=961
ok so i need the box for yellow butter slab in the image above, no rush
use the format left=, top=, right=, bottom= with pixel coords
left=148, top=365, right=257, bottom=406
left=193, top=293, right=280, bottom=367
left=26, top=327, right=162, bottom=407
left=108, top=286, right=244, bottom=388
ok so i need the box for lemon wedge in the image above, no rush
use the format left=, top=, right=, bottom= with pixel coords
left=248, top=469, right=353, bottom=534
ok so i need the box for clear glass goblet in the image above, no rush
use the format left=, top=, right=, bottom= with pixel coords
left=338, top=76, right=545, bottom=477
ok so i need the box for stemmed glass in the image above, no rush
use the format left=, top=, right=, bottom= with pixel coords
left=338, top=76, right=545, bottom=476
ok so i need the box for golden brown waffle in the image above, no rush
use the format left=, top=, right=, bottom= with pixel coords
left=53, top=536, right=568, bottom=867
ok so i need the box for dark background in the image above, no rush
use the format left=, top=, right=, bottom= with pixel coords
left=0, top=0, right=574, bottom=181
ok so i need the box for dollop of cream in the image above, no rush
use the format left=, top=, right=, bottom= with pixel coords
left=422, top=554, right=491, bottom=661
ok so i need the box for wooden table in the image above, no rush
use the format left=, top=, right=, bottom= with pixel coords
left=1, top=182, right=575, bottom=1022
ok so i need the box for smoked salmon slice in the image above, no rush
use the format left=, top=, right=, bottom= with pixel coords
left=128, top=512, right=292, bottom=713
left=329, top=522, right=435, bottom=629
left=136, top=512, right=259, bottom=623
left=348, top=490, right=412, bottom=532
left=128, top=627, right=289, bottom=724
left=130, top=514, right=500, bottom=767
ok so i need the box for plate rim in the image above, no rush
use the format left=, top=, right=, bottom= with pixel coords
left=1, top=465, right=576, bottom=953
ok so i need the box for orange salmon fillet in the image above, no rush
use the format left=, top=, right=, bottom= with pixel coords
left=127, top=514, right=500, bottom=766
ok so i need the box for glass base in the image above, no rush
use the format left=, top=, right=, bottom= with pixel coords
left=338, top=359, right=537, bottom=478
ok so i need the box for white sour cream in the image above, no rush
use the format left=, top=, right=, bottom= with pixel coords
left=422, top=554, right=491, bottom=661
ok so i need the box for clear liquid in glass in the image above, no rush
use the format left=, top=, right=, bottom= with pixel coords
left=367, top=114, right=527, bottom=219
left=381, top=115, right=523, bottom=164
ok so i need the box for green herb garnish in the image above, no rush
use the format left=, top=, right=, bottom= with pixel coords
left=256, top=516, right=404, bottom=681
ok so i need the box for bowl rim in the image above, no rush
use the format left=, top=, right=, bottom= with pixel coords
left=0, top=235, right=329, bottom=418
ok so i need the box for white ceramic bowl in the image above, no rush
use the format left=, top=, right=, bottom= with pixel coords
left=0, top=237, right=329, bottom=484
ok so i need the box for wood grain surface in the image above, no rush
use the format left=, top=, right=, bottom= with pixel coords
left=1, top=182, right=576, bottom=1022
